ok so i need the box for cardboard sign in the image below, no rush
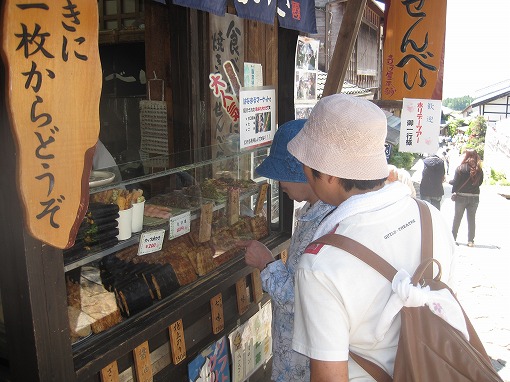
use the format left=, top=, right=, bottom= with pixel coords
left=1, top=0, right=101, bottom=248
left=138, top=229, right=165, bottom=256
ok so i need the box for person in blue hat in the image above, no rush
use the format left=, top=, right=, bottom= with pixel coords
left=237, top=119, right=334, bottom=382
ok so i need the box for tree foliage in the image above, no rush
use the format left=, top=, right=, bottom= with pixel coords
left=442, top=96, right=474, bottom=111
left=388, top=145, right=418, bottom=170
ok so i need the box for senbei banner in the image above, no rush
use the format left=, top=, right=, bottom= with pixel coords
left=381, top=0, right=447, bottom=101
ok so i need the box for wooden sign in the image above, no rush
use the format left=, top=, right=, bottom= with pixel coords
left=227, top=188, right=240, bottom=225
left=198, top=202, right=213, bottom=243
left=381, top=0, right=447, bottom=100
left=100, top=361, right=120, bottom=382
left=169, top=319, right=186, bottom=364
left=251, top=269, right=263, bottom=303
left=235, top=277, right=249, bottom=315
left=280, top=249, right=288, bottom=264
left=210, top=293, right=225, bottom=334
left=133, top=341, right=153, bottom=382
left=254, top=183, right=269, bottom=215
left=1, top=1, right=101, bottom=249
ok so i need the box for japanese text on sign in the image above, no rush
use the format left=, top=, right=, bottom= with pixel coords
left=399, top=98, right=441, bottom=154
left=137, top=229, right=165, bottom=256
left=169, top=211, right=191, bottom=240
left=239, top=87, right=275, bottom=149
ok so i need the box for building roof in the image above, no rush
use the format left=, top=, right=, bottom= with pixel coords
left=316, top=71, right=373, bottom=99
left=471, top=79, right=510, bottom=107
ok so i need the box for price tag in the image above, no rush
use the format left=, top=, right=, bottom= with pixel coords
left=138, top=229, right=165, bottom=256
left=251, top=269, right=263, bottom=303
left=168, top=211, right=191, bottom=240
left=133, top=341, right=153, bottom=382
left=100, top=361, right=120, bottom=382
left=169, top=319, right=186, bottom=365
left=236, top=277, right=249, bottom=315
left=210, top=293, right=224, bottom=334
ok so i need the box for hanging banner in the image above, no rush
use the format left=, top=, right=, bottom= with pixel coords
left=277, top=0, right=317, bottom=34
left=234, top=0, right=277, bottom=25
left=239, top=87, right=276, bottom=150
left=399, top=98, right=441, bottom=154
left=209, top=13, right=244, bottom=159
left=381, top=0, right=446, bottom=101
left=1, top=0, right=101, bottom=249
left=173, top=0, right=227, bottom=16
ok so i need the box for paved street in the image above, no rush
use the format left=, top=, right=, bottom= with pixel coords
left=436, top=182, right=510, bottom=381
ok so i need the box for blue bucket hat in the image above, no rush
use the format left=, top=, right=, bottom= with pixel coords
left=255, top=119, right=307, bottom=182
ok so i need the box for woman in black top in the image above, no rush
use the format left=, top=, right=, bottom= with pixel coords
left=450, top=149, right=484, bottom=247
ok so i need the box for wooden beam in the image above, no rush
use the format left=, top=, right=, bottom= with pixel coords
left=322, top=0, right=368, bottom=97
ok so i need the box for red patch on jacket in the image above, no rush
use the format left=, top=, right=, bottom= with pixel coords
left=304, top=224, right=339, bottom=255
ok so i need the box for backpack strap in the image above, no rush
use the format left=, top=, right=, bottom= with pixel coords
left=310, top=198, right=433, bottom=382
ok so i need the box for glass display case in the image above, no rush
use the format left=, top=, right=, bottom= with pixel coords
left=60, top=142, right=290, bottom=381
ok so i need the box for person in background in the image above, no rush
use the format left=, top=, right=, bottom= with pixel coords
left=287, top=94, right=456, bottom=381
left=450, top=149, right=484, bottom=247
left=443, top=147, right=451, bottom=175
left=387, top=164, right=416, bottom=197
left=237, top=119, right=334, bottom=382
left=420, top=153, right=445, bottom=209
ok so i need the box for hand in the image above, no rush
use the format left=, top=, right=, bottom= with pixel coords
left=237, top=240, right=274, bottom=271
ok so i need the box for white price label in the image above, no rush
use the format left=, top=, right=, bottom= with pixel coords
left=168, top=211, right=191, bottom=240
left=137, top=229, right=165, bottom=256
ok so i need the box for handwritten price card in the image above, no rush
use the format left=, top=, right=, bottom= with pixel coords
left=210, top=293, right=225, bottom=334
left=168, top=211, right=191, bottom=240
left=133, top=341, right=153, bottom=382
left=138, top=229, right=165, bottom=256
left=100, top=361, right=119, bottom=382
left=169, top=319, right=186, bottom=365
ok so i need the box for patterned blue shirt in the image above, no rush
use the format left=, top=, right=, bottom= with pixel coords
left=261, top=200, right=334, bottom=381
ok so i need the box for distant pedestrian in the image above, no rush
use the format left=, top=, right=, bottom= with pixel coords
left=443, top=148, right=450, bottom=175
left=450, top=149, right=484, bottom=247
left=420, top=154, right=445, bottom=209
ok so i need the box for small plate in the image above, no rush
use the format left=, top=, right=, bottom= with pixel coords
left=89, top=171, right=115, bottom=188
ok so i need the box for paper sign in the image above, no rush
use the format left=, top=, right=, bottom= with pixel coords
left=239, top=87, right=275, bottom=149
left=138, top=229, right=165, bottom=256
left=399, top=98, right=442, bottom=154
left=168, top=211, right=191, bottom=240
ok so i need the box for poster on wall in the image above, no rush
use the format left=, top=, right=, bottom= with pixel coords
left=239, top=87, right=276, bottom=150
left=399, top=98, right=441, bottom=154
left=228, top=302, right=272, bottom=382
left=188, top=336, right=231, bottom=382
left=294, top=36, right=320, bottom=118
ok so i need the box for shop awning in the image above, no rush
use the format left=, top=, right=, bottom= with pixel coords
left=165, top=0, right=317, bottom=34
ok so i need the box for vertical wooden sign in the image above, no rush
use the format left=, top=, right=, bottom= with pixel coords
left=100, top=361, right=120, bottom=382
left=254, top=183, right=269, bottom=215
left=169, top=319, right=186, bottom=365
left=280, top=249, right=288, bottom=264
left=133, top=341, right=153, bottom=382
left=227, top=188, right=240, bottom=225
left=210, top=293, right=225, bottom=334
left=0, top=0, right=102, bottom=248
left=251, top=269, right=263, bottom=303
left=235, top=277, right=249, bottom=315
left=198, top=202, right=213, bottom=243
